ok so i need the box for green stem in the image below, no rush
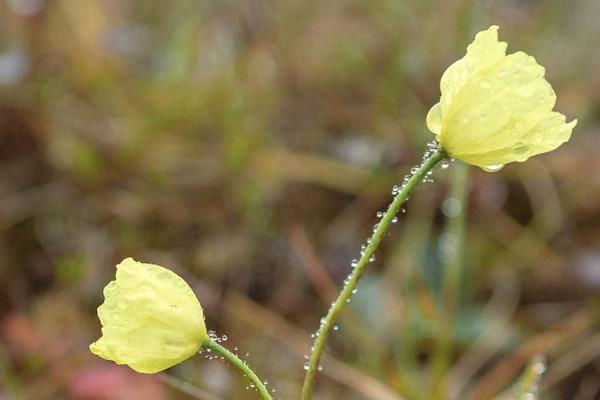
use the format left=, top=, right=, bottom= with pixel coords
left=514, top=355, right=545, bottom=400
left=202, top=337, right=272, bottom=400
left=301, top=148, right=447, bottom=400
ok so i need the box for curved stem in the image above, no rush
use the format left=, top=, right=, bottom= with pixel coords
left=301, top=148, right=447, bottom=400
left=202, top=337, right=272, bottom=400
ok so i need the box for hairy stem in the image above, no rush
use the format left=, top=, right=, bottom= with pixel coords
left=514, top=355, right=545, bottom=400
left=301, top=148, right=447, bottom=400
left=202, top=337, right=272, bottom=400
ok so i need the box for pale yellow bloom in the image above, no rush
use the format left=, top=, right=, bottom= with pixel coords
left=426, top=25, right=576, bottom=170
left=90, top=258, right=207, bottom=373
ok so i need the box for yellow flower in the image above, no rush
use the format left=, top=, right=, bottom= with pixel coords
left=90, top=258, right=207, bottom=373
left=426, top=25, right=576, bottom=170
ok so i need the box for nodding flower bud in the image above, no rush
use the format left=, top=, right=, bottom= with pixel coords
left=90, top=258, right=207, bottom=373
left=426, top=26, right=576, bottom=171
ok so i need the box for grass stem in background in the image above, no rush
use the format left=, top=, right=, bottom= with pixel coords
left=431, top=161, right=470, bottom=398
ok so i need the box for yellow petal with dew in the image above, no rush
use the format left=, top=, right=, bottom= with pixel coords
left=90, top=258, right=207, bottom=373
left=428, top=25, right=576, bottom=169
left=439, top=25, right=507, bottom=117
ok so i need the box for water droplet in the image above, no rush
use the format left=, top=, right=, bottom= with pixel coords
left=482, top=164, right=504, bottom=172
left=533, top=361, right=546, bottom=374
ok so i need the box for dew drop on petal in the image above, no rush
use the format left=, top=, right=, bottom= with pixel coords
left=481, top=163, right=505, bottom=172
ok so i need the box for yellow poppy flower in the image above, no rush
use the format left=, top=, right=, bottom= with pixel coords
left=90, top=258, right=207, bottom=373
left=426, top=25, right=577, bottom=170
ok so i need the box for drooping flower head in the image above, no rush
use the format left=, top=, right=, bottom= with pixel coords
left=426, top=25, right=576, bottom=171
left=90, top=258, right=207, bottom=373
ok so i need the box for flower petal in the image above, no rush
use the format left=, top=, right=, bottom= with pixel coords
left=426, top=102, right=442, bottom=134
left=90, top=258, right=207, bottom=374
left=439, top=25, right=507, bottom=117
left=428, top=25, right=575, bottom=168
left=446, top=113, right=576, bottom=167
left=439, top=48, right=568, bottom=166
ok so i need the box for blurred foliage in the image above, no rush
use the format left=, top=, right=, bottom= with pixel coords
left=0, top=0, right=599, bottom=399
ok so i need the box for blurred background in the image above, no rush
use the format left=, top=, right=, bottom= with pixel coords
left=0, top=0, right=599, bottom=399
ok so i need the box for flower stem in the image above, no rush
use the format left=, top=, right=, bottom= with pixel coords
left=513, top=355, right=545, bottom=400
left=300, top=148, right=447, bottom=400
left=202, top=337, right=272, bottom=400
